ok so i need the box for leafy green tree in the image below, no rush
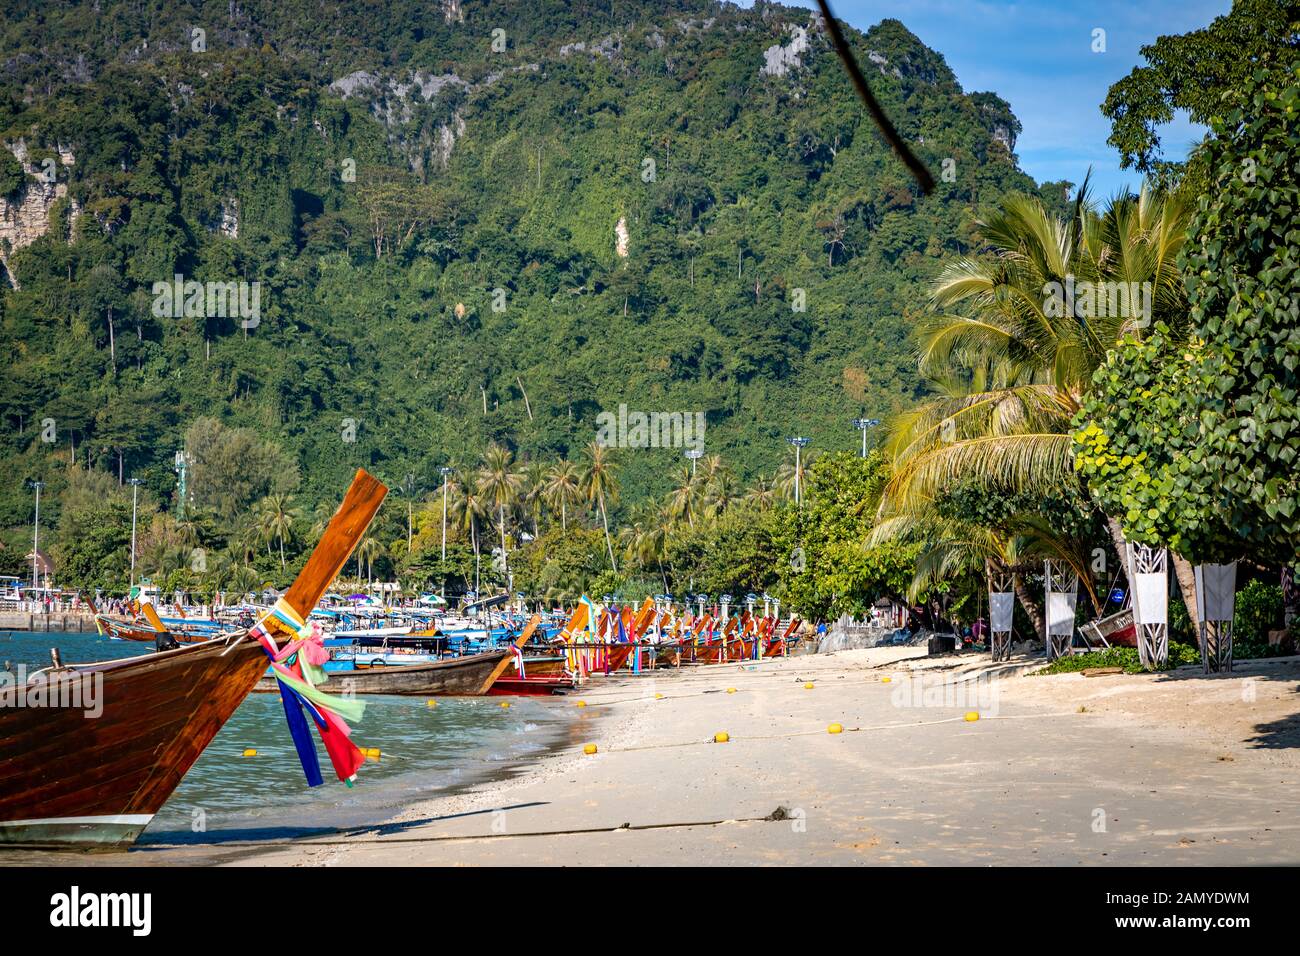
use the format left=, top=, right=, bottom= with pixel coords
left=52, top=498, right=132, bottom=593
left=779, top=452, right=918, bottom=620
left=1101, top=0, right=1300, bottom=178
left=1083, top=65, right=1300, bottom=567
left=0, top=149, right=25, bottom=198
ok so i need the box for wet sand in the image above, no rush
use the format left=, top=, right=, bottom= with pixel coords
left=8, top=648, right=1300, bottom=866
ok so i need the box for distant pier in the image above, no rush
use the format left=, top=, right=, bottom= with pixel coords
left=0, top=611, right=97, bottom=632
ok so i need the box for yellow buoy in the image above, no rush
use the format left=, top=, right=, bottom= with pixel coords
left=804, top=682, right=815, bottom=690
left=500, top=701, right=511, bottom=709
left=714, top=731, right=730, bottom=743
left=576, top=700, right=587, bottom=708
left=426, top=699, right=438, bottom=707
left=583, top=743, right=598, bottom=755
left=654, top=693, right=664, bottom=700
left=241, top=748, right=258, bottom=757
left=964, top=711, right=980, bottom=722
left=880, top=676, right=892, bottom=683
left=726, top=687, right=737, bottom=694
left=827, top=723, right=843, bottom=734
left=361, top=747, right=381, bottom=761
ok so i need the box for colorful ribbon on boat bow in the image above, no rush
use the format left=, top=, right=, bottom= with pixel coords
left=252, top=598, right=368, bottom=788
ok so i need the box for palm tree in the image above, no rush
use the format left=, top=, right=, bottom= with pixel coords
left=356, top=536, right=381, bottom=588
left=311, top=500, right=337, bottom=539
left=522, top=459, right=548, bottom=537
left=452, top=474, right=489, bottom=592
left=775, top=450, right=813, bottom=503
left=542, top=460, right=581, bottom=532
left=579, top=441, right=619, bottom=572
left=395, top=474, right=421, bottom=552
left=227, top=564, right=261, bottom=604
left=666, top=465, right=700, bottom=529
left=621, top=504, right=670, bottom=590
left=204, top=551, right=234, bottom=604
left=478, top=444, right=525, bottom=589
left=742, top=475, right=778, bottom=511
left=876, top=182, right=1199, bottom=625
left=703, top=467, right=738, bottom=519
left=873, top=502, right=1102, bottom=639
left=257, top=493, right=301, bottom=571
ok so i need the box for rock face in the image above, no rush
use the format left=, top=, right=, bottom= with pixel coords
left=328, top=69, right=469, bottom=173
left=614, top=216, right=629, bottom=258
left=0, top=141, right=78, bottom=287
left=761, top=23, right=811, bottom=77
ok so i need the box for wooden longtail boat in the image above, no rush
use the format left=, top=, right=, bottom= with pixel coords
left=255, top=649, right=511, bottom=696
left=254, top=616, right=541, bottom=697
left=0, top=470, right=387, bottom=850
left=765, top=618, right=801, bottom=657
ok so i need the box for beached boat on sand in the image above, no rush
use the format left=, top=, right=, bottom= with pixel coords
left=252, top=616, right=541, bottom=697
left=255, top=649, right=512, bottom=696
left=0, top=469, right=387, bottom=850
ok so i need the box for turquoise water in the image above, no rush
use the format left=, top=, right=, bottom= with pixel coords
left=0, top=631, right=577, bottom=844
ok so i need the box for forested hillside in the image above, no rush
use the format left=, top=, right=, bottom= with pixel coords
left=0, top=0, right=1066, bottom=586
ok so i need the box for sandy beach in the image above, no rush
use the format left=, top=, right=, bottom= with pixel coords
left=9, top=648, right=1300, bottom=867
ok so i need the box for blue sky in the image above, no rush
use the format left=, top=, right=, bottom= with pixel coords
left=776, top=0, right=1231, bottom=196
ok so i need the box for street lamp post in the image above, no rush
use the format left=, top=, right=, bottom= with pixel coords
left=851, top=418, right=880, bottom=458
left=685, top=448, right=703, bottom=476
left=30, top=480, right=44, bottom=595
left=787, top=437, right=810, bottom=505
left=439, top=466, right=453, bottom=562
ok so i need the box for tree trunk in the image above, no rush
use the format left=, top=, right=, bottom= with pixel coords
left=598, top=494, right=618, bottom=573
left=498, top=503, right=509, bottom=586
left=1105, top=516, right=1130, bottom=590
left=1014, top=576, right=1046, bottom=642
left=1110, top=514, right=1200, bottom=634
left=471, top=518, right=480, bottom=592
left=1171, top=552, right=1201, bottom=635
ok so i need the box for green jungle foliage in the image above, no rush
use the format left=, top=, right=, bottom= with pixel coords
left=0, top=0, right=1063, bottom=596
left=1037, top=641, right=1201, bottom=676
left=1078, top=63, right=1300, bottom=568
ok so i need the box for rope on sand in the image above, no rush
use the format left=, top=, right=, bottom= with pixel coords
left=146, top=809, right=795, bottom=850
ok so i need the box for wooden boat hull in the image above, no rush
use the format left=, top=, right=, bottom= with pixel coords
left=603, top=644, right=635, bottom=673
left=693, top=644, right=724, bottom=664
left=254, top=649, right=512, bottom=697
left=656, top=646, right=682, bottom=666
left=488, top=674, right=576, bottom=696
left=0, top=468, right=388, bottom=850
left=0, top=636, right=269, bottom=848
left=506, top=655, right=567, bottom=677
